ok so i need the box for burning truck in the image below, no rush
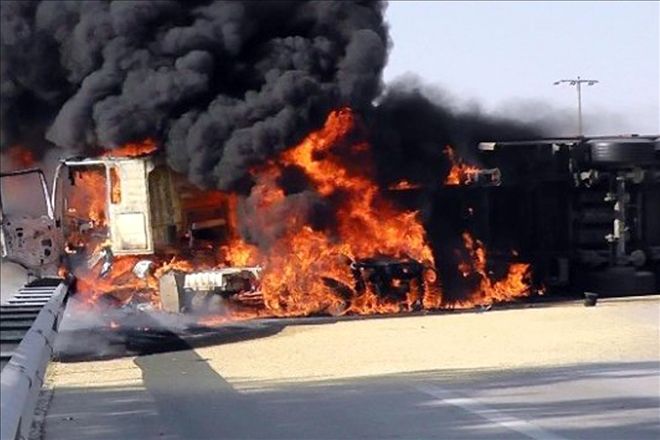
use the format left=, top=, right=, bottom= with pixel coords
left=1, top=145, right=269, bottom=313
left=7, top=108, right=656, bottom=320
left=0, top=2, right=655, bottom=322
left=473, top=135, right=660, bottom=295
left=0, top=1, right=546, bottom=320
left=424, top=135, right=660, bottom=298
left=6, top=109, right=507, bottom=317
left=56, top=149, right=269, bottom=314
left=1, top=109, right=536, bottom=318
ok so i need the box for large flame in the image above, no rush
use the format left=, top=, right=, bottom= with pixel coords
left=63, top=109, right=532, bottom=318
left=219, top=108, right=439, bottom=316
left=65, top=169, right=108, bottom=228
left=457, top=232, right=531, bottom=306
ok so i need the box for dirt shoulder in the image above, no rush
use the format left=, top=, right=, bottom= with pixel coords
left=196, top=296, right=660, bottom=385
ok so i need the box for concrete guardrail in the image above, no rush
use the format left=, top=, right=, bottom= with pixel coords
left=1, top=283, right=69, bottom=440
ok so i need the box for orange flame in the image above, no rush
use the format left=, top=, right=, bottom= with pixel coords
left=74, top=255, right=156, bottom=305
left=3, top=145, right=37, bottom=170
left=237, top=108, right=440, bottom=316
left=388, top=180, right=422, bottom=190
left=444, top=146, right=481, bottom=185
left=109, top=166, right=121, bottom=204
left=66, top=168, right=107, bottom=227
left=457, top=232, right=531, bottom=306
left=102, top=139, right=158, bottom=158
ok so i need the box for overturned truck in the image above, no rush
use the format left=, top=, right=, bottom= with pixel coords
left=427, top=135, right=660, bottom=296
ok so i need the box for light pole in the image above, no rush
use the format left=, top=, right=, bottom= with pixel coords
left=553, top=76, right=599, bottom=136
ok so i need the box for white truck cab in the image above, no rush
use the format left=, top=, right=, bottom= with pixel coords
left=1, top=153, right=262, bottom=312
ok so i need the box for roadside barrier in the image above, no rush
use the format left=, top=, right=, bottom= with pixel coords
left=1, top=281, right=69, bottom=440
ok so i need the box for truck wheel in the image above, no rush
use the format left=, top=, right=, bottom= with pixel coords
left=587, top=139, right=656, bottom=166
left=325, top=300, right=349, bottom=317
left=581, top=266, right=656, bottom=296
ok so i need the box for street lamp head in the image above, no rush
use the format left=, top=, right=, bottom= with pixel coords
left=552, top=76, right=598, bottom=137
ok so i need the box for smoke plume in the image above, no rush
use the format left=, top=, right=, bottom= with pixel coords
left=1, top=1, right=556, bottom=313
left=2, top=0, right=550, bottom=255
left=1, top=0, right=389, bottom=190
left=1, top=0, right=551, bottom=191
left=368, top=80, right=545, bottom=188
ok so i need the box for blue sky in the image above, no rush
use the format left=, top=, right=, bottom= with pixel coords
left=383, top=1, right=659, bottom=135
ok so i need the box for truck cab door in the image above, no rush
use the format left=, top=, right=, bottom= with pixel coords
left=0, top=168, right=63, bottom=277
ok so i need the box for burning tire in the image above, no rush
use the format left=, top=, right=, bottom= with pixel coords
left=324, top=300, right=350, bottom=317
left=320, top=257, right=434, bottom=315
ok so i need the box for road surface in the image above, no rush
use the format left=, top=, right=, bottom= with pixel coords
left=38, top=296, right=660, bottom=439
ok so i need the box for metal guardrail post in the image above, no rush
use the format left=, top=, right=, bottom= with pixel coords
left=1, top=283, right=68, bottom=440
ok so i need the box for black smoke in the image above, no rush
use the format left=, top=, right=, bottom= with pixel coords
left=2, top=1, right=560, bottom=306
left=1, top=0, right=389, bottom=189
left=1, top=0, right=551, bottom=191
left=368, top=84, right=544, bottom=189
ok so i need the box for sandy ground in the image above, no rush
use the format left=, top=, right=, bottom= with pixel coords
left=48, top=297, right=660, bottom=387
left=195, top=297, right=660, bottom=385
left=40, top=296, right=660, bottom=439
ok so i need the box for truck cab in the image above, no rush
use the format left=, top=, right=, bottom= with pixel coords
left=1, top=152, right=260, bottom=312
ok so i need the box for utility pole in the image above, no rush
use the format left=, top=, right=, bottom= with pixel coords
left=553, top=76, right=599, bottom=136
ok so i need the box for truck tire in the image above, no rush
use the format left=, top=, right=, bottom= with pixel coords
left=587, top=139, right=656, bottom=166
left=581, top=266, right=656, bottom=296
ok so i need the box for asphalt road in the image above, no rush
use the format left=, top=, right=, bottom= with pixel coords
left=39, top=296, right=660, bottom=439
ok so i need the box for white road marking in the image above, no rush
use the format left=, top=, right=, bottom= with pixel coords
left=413, top=383, right=570, bottom=440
